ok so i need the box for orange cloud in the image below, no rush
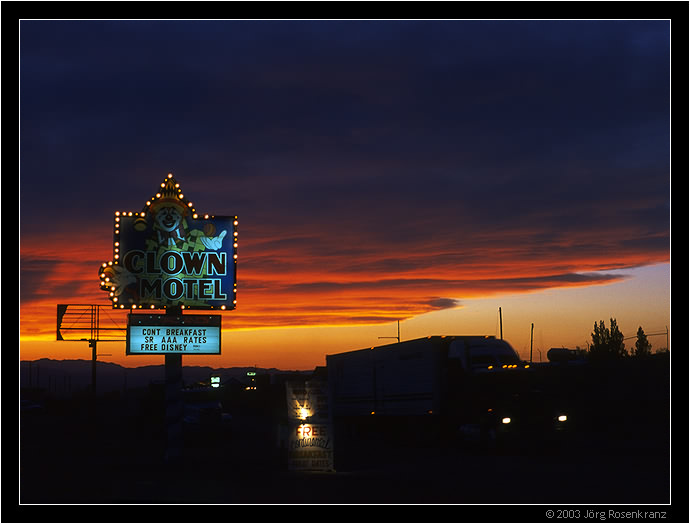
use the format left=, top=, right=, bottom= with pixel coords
left=20, top=219, right=668, bottom=343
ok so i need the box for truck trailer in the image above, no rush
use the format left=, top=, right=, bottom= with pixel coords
left=326, top=336, right=569, bottom=450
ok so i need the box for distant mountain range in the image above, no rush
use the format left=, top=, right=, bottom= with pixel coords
left=20, top=359, right=311, bottom=396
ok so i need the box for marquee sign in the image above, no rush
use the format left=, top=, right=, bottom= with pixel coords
left=285, top=380, right=334, bottom=471
left=98, top=173, right=237, bottom=310
left=127, top=313, right=221, bottom=355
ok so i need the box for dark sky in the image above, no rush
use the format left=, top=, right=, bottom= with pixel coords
left=19, top=19, right=671, bottom=334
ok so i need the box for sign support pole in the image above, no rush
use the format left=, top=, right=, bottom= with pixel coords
left=92, top=174, right=237, bottom=464
left=165, top=306, right=184, bottom=464
left=90, top=339, right=97, bottom=395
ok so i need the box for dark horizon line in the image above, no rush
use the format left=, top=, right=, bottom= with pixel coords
left=19, top=357, right=315, bottom=373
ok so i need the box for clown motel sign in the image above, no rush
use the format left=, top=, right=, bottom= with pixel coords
left=127, top=313, right=221, bottom=355
left=99, top=173, right=237, bottom=310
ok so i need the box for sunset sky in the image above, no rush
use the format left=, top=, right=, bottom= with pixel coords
left=19, top=19, right=671, bottom=370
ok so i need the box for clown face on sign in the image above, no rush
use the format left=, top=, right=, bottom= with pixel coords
left=137, top=175, right=227, bottom=252
left=99, top=173, right=237, bottom=310
left=155, top=203, right=186, bottom=247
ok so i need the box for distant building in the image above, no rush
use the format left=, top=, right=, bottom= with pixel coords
left=244, top=369, right=270, bottom=391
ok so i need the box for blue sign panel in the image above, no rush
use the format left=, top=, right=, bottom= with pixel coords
left=127, top=313, right=222, bottom=355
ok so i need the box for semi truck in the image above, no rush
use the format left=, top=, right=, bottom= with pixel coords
left=326, top=336, right=570, bottom=450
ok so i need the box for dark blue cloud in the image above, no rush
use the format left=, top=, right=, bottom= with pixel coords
left=20, top=20, right=670, bottom=269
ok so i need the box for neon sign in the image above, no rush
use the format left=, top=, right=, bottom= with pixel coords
left=98, top=173, right=237, bottom=310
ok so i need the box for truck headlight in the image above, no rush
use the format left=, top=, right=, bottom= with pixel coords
left=557, top=415, right=567, bottom=422
left=502, top=417, right=511, bottom=424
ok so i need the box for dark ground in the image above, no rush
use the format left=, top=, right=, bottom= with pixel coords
left=18, top=411, right=670, bottom=504
left=15, top=358, right=677, bottom=521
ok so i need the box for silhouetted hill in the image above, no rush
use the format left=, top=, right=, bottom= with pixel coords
left=20, top=359, right=311, bottom=396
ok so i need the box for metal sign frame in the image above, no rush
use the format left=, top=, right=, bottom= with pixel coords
left=56, top=304, right=127, bottom=342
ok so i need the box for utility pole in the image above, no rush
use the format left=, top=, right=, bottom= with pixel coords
left=530, top=323, right=534, bottom=363
left=56, top=304, right=126, bottom=396
left=379, top=320, right=400, bottom=343
left=89, top=305, right=100, bottom=396
left=499, top=308, right=503, bottom=340
left=89, top=339, right=97, bottom=395
left=666, top=326, right=669, bottom=352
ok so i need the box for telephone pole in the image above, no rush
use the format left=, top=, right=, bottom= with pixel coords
left=56, top=304, right=124, bottom=397
left=530, top=323, right=534, bottom=363
left=379, top=320, right=400, bottom=343
left=89, top=339, right=97, bottom=395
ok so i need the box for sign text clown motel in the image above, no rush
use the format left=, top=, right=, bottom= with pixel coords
left=99, top=173, right=237, bottom=310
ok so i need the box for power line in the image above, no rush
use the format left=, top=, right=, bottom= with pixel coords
left=623, top=331, right=667, bottom=340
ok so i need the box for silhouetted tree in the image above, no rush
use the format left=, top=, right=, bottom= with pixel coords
left=609, top=318, right=626, bottom=357
left=590, top=320, right=608, bottom=358
left=632, top=326, right=652, bottom=357
left=589, top=318, right=627, bottom=360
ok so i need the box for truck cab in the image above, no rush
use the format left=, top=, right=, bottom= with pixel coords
left=447, top=336, right=523, bottom=373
